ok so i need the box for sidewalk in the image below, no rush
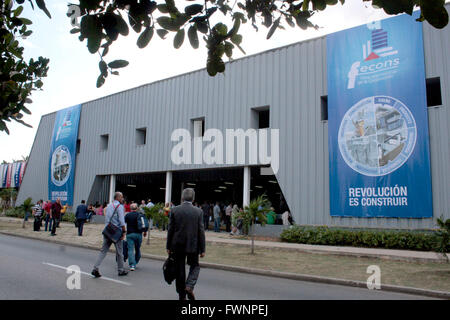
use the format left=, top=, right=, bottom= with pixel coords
left=1, top=216, right=448, bottom=263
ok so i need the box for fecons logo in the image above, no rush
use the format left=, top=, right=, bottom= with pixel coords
left=347, top=21, right=400, bottom=89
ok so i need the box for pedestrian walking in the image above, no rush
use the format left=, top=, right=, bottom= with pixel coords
left=213, top=202, right=221, bottom=232
left=75, top=200, right=88, bottom=236
left=91, top=192, right=128, bottom=278
left=166, top=188, right=206, bottom=300
left=50, top=198, right=62, bottom=236
left=124, top=203, right=148, bottom=271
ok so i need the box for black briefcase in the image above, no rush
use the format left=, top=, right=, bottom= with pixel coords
left=163, top=254, right=176, bottom=285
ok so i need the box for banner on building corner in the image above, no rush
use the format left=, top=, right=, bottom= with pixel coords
left=326, top=12, right=432, bottom=218
left=48, top=105, right=81, bottom=205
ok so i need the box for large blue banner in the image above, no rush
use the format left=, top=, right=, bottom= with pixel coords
left=327, top=12, right=432, bottom=218
left=48, top=105, right=81, bottom=205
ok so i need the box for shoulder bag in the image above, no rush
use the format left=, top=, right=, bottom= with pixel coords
left=102, top=204, right=123, bottom=243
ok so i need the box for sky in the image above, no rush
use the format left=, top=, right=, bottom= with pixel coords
left=0, top=0, right=412, bottom=162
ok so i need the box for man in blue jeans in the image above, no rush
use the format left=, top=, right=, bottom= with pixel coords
left=124, top=203, right=147, bottom=271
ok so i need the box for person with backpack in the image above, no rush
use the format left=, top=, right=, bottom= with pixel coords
left=124, top=203, right=148, bottom=271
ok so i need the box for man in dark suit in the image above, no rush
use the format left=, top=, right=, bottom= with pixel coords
left=75, top=200, right=88, bottom=236
left=166, top=188, right=206, bottom=300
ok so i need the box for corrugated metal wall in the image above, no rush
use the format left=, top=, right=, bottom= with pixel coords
left=17, top=15, right=450, bottom=229
left=16, top=114, right=55, bottom=203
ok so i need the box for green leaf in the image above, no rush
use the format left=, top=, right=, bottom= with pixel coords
left=156, top=29, right=169, bottom=39
left=173, top=29, right=185, bottom=49
left=108, top=60, right=129, bottom=69
left=185, top=4, right=203, bottom=16
left=267, top=17, right=281, bottom=39
left=421, top=1, right=449, bottom=29
left=96, top=75, right=105, bottom=88
left=81, top=15, right=103, bottom=53
left=157, top=16, right=180, bottom=31
left=230, top=34, right=242, bottom=45
left=195, top=20, right=208, bottom=34
left=20, top=18, right=32, bottom=25
left=70, top=28, right=80, bottom=34
left=11, top=73, right=28, bottom=82
left=115, top=14, right=129, bottom=36
left=187, top=26, right=199, bottom=49
left=224, top=41, right=234, bottom=58
left=214, top=23, right=228, bottom=36
left=36, top=0, right=52, bottom=19
left=99, top=60, right=107, bottom=76
left=157, top=4, right=169, bottom=13
left=14, top=6, right=24, bottom=17
left=137, top=26, right=154, bottom=49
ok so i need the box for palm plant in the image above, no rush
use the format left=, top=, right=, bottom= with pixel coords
left=0, top=188, right=18, bottom=211
left=435, top=215, right=450, bottom=262
left=142, top=203, right=164, bottom=245
left=20, top=197, right=34, bottom=228
left=240, top=194, right=270, bottom=254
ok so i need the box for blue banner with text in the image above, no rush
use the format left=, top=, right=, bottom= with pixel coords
left=48, top=105, right=81, bottom=206
left=327, top=12, right=432, bottom=218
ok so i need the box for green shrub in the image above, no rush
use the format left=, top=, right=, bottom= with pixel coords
left=61, top=212, right=76, bottom=223
left=280, top=225, right=441, bottom=252
left=4, top=207, right=25, bottom=218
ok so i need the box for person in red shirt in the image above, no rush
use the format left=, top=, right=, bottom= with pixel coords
left=50, top=198, right=62, bottom=236
left=44, top=200, right=53, bottom=232
left=124, top=201, right=131, bottom=213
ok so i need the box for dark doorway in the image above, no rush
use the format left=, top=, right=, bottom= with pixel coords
left=172, top=167, right=244, bottom=206
left=116, top=172, right=166, bottom=204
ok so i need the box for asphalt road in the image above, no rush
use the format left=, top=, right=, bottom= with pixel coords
left=0, top=234, right=434, bottom=300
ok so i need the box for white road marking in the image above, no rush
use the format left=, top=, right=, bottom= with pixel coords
left=42, top=262, right=132, bottom=286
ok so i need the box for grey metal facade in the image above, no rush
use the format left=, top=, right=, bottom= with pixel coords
left=17, top=16, right=450, bottom=230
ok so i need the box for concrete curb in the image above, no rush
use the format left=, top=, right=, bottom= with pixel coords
left=1, top=230, right=448, bottom=299
left=196, top=238, right=450, bottom=264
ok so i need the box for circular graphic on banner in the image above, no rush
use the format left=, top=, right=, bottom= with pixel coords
left=338, top=96, right=417, bottom=176
left=50, top=145, right=72, bottom=186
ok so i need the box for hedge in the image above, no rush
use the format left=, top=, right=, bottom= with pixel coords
left=280, top=225, right=445, bottom=252
left=4, top=207, right=25, bottom=218
left=61, top=212, right=76, bottom=223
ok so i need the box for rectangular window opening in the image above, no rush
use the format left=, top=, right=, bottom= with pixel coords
left=426, top=77, right=442, bottom=107
left=191, top=117, right=205, bottom=138
left=136, top=127, right=147, bottom=145
left=251, top=106, right=270, bottom=129
left=76, top=139, right=81, bottom=154
left=321, top=95, right=328, bottom=121
left=100, top=134, right=109, bottom=151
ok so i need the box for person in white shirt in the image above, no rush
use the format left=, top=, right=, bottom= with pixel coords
left=282, top=211, right=291, bottom=226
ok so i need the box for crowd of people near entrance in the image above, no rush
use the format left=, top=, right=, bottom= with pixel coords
left=29, top=196, right=294, bottom=238
left=25, top=190, right=293, bottom=300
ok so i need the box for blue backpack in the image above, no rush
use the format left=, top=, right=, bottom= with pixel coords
left=137, top=213, right=149, bottom=232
